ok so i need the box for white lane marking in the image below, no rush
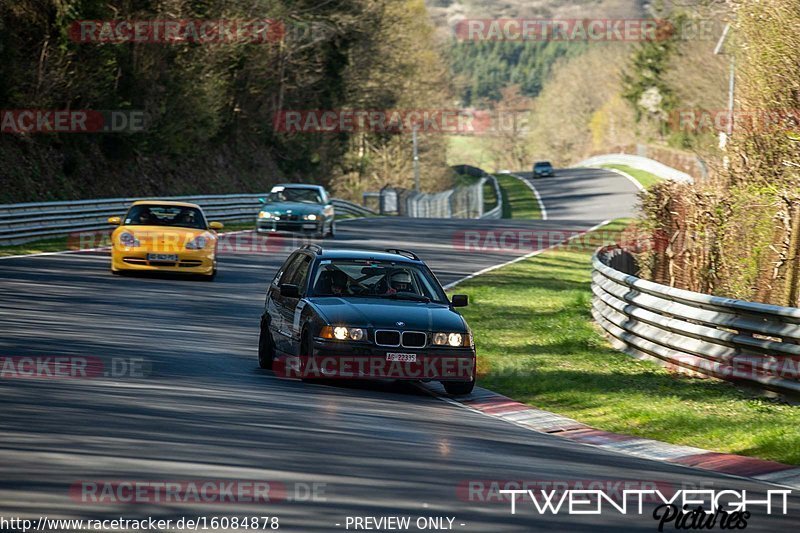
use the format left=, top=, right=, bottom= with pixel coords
left=510, top=173, right=548, bottom=220
left=443, top=219, right=611, bottom=290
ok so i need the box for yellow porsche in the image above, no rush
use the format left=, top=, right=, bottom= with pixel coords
left=108, top=201, right=224, bottom=280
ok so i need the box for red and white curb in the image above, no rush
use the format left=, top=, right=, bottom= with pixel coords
left=420, top=384, right=800, bottom=490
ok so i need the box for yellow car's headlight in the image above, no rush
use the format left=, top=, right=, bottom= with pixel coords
left=186, top=236, right=207, bottom=250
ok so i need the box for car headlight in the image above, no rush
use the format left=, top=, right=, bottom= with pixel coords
left=258, top=211, right=274, bottom=219
left=304, top=213, right=318, bottom=221
left=119, top=232, right=140, bottom=247
left=433, top=332, right=468, bottom=347
left=186, top=236, right=207, bottom=250
left=433, top=332, right=448, bottom=345
left=321, top=326, right=365, bottom=341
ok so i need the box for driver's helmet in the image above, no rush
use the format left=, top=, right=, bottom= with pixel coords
left=138, top=207, right=152, bottom=223
left=389, top=271, right=413, bottom=292
left=330, top=269, right=348, bottom=294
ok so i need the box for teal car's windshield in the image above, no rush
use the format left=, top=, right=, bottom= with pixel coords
left=266, top=188, right=323, bottom=204
left=310, top=259, right=448, bottom=303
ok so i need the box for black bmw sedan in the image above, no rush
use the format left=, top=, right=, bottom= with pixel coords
left=258, top=245, right=477, bottom=395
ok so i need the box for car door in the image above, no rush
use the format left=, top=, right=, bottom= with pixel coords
left=267, top=252, right=301, bottom=354
left=282, top=254, right=313, bottom=355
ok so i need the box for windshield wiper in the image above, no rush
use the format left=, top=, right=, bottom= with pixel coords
left=379, top=293, right=430, bottom=303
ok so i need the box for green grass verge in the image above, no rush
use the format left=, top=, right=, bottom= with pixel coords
left=601, top=164, right=663, bottom=189
left=495, top=174, right=542, bottom=219
left=452, top=219, right=800, bottom=465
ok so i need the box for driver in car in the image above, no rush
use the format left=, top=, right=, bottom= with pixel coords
left=385, top=270, right=413, bottom=295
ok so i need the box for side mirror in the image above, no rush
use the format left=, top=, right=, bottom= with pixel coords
left=451, top=294, right=468, bottom=307
left=280, top=284, right=300, bottom=298
left=108, top=216, right=121, bottom=225
left=209, top=221, right=224, bottom=231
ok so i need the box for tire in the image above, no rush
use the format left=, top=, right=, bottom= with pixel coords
left=327, top=220, right=336, bottom=238
left=258, top=320, right=275, bottom=370
left=111, top=269, right=121, bottom=276
left=443, top=380, right=475, bottom=396
left=200, top=269, right=217, bottom=281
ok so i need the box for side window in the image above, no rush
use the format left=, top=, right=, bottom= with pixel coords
left=289, top=255, right=313, bottom=294
left=277, top=254, right=301, bottom=286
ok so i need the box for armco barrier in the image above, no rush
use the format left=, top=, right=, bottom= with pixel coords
left=592, top=246, right=800, bottom=397
left=0, top=194, right=376, bottom=245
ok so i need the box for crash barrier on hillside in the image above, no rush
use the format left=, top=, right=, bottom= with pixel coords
left=0, top=194, right=376, bottom=245
left=578, top=154, right=696, bottom=183
left=366, top=166, right=502, bottom=219
left=592, top=246, right=800, bottom=398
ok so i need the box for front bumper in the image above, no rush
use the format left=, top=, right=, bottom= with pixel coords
left=111, top=247, right=215, bottom=275
left=275, top=339, right=476, bottom=381
left=256, top=219, right=322, bottom=234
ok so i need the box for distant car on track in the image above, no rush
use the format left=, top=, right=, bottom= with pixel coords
left=108, top=200, right=223, bottom=280
left=532, top=161, right=555, bottom=178
left=258, top=246, right=477, bottom=395
left=257, top=184, right=335, bottom=239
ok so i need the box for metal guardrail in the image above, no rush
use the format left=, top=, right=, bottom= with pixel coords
left=578, top=154, right=695, bottom=183
left=0, top=194, right=376, bottom=245
left=592, top=246, right=800, bottom=397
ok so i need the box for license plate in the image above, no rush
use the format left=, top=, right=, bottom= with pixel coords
left=303, top=223, right=317, bottom=229
left=147, top=253, right=178, bottom=261
left=386, top=353, right=416, bottom=362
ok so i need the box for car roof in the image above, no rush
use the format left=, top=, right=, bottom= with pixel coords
left=312, top=248, right=421, bottom=263
left=131, top=200, right=201, bottom=209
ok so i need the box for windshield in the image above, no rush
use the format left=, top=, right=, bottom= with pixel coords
left=535, top=162, right=552, bottom=168
left=124, top=204, right=207, bottom=229
left=310, top=259, right=447, bottom=303
left=266, top=188, right=323, bottom=204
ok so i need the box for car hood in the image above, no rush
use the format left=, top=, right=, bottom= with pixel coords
left=309, top=297, right=467, bottom=331
left=261, top=202, right=323, bottom=215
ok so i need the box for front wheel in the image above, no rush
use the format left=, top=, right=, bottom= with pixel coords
left=258, top=321, right=275, bottom=370
left=327, top=220, right=336, bottom=238
left=443, top=380, right=475, bottom=396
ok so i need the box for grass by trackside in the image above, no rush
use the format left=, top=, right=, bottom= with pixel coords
left=495, top=174, right=543, bottom=219
left=452, top=219, right=800, bottom=465
left=601, top=164, right=663, bottom=189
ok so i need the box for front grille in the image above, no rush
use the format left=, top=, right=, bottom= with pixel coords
left=278, top=214, right=300, bottom=221
left=179, top=260, right=203, bottom=267
left=402, top=331, right=426, bottom=348
left=375, top=330, right=401, bottom=347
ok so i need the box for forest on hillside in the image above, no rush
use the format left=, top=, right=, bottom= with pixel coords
left=0, top=0, right=452, bottom=203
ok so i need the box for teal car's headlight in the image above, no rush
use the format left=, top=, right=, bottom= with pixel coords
left=258, top=211, right=274, bottom=219
left=304, top=213, right=318, bottom=221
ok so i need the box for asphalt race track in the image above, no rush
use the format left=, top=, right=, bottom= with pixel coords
left=1, top=168, right=798, bottom=532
